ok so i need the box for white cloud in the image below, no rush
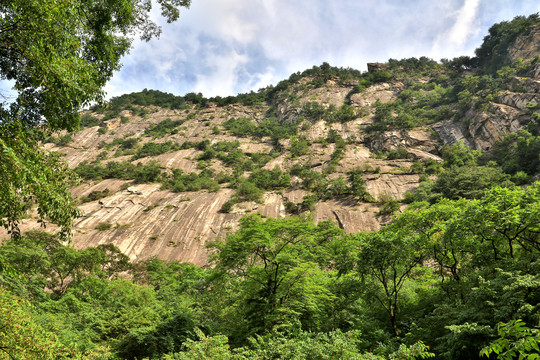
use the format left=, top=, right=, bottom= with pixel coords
left=431, top=0, right=482, bottom=59
left=102, top=0, right=540, bottom=99
left=193, top=49, right=249, bottom=97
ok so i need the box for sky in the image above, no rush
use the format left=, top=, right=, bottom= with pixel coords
left=5, top=1, right=540, bottom=101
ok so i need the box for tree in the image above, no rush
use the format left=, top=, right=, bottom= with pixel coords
left=208, top=215, right=345, bottom=342
left=0, top=0, right=191, bottom=238
left=356, top=225, right=429, bottom=337
left=0, top=288, right=76, bottom=359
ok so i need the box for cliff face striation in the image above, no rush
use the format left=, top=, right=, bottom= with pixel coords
left=4, top=18, right=540, bottom=265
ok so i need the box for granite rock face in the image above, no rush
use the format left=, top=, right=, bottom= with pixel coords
left=508, top=24, right=540, bottom=63
left=6, top=27, right=540, bottom=265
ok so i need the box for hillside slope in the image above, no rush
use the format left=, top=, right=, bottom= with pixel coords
left=7, top=16, right=540, bottom=265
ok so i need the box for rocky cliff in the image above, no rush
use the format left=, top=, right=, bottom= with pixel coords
left=4, top=20, right=539, bottom=265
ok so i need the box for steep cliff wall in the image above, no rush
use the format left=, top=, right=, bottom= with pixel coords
left=4, top=22, right=539, bottom=265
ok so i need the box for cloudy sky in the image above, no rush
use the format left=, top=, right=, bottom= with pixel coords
left=105, top=0, right=540, bottom=99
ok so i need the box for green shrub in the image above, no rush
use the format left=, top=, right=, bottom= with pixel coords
left=235, top=180, right=263, bottom=202
left=248, top=167, right=290, bottom=190
left=162, top=169, right=220, bottom=193
left=284, top=201, right=300, bottom=214
left=45, top=133, right=74, bottom=146
left=289, top=137, right=310, bottom=157
left=300, top=195, right=317, bottom=212
left=433, top=165, right=512, bottom=200
left=223, top=117, right=256, bottom=137
left=378, top=193, right=400, bottom=215
left=132, top=141, right=180, bottom=159
left=144, top=118, right=186, bottom=138
left=386, top=147, right=409, bottom=160
left=80, top=113, right=101, bottom=127
left=220, top=200, right=236, bottom=213
left=95, top=222, right=112, bottom=231
left=301, top=102, right=326, bottom=122
left=80, top=189, right=110, bottom=203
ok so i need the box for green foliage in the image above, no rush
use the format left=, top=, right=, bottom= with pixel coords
left=162, top=169, right=220, bottom=193
left=440, top=142, right=479, bottom=167
left=390, top=341, right=435, bottom=360
left=44, top=133, right=74, bottom=146
left=366, top=88, right=452, bottom=133
left=480, top=320, right=540, bottom=360
left=0, top=288, right=76, bottom=360
left=113, top=137, right=139, bottom=151
left=80, top=188, right=110, bottom=204
left=333, top=104, right=358, bottom=123
left=387, top=147, right=411, bottom=160
left=144, top=118, right=187, bottom=138
left=378, top=193, right=400, bottom=215
left=355, top=224, right=429, bottom=337
left=0, top=126, right=80, bottom=239
left=220, top=199, right=237, bottom=213
left=256, top=117, right=298, bottom=140
left=223, top=117, right=257, bottom=137
left=132, top=141, right=181, bottom=159
left=239, top=330, right=377, bottom=359
left=289, top=137, right=310, bottom=157
left=1, top=183, right=540, bottom=358
left=80, top=113, right=102, bottom=128
left=208, top=215, right=345, bottom=342
left=118, top=312, right=196, bottom=359
left=165, top=328, right=234, bottom=360
left=301, top=103, right=358, bottom=124
left=432, top=165, right=511, bottom=200
left=95, top=89, right=189, bottom=113
left=224, top=116, right=298, bottom=141
left=235, top=180, right=264, bottom=202
left=301, top=102, right=327, bottom=122
left=75, top=160, right=163, bottom=183
left=0, top=0, right=189, bottom=132
left=475, top=14, right=540, bottom=73
left=95, top=222, right=112, bottom=231
left=248, top=167, right=291, bottom=190
left=490, top=130, right=540, bottom=176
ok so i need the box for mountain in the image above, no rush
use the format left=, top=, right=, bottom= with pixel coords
left=7, top=15, right=540, bottom=265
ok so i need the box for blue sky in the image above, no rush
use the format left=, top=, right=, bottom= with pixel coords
left=12, top=1, right=540, bottom=101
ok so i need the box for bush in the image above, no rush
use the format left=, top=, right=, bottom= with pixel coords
left=289, top=137, right=310, bottom=157
left=284, top=201, right=300, bottom=214
left=95, top=222, right=112, bottom=231
left=132, top=141, right=180, bottom=160
left=433, top=165, right=512, bottom=200
left=378, top=193, right=400, bottom=215
left=248, top=167, right=290, bottom=190
left=144, top=118, right=186, bottom=138
left=387, top=147, right=410, bottom=160
left=45, top=133, right=73, bottom=146
left=235, top=180, right=263, bottom=202
left=80, top=189, right=110, bottom=203
left=80, top=113, right=101, bottom=127
left=162, top=169, right=220, bottom=193
left=223, top=117, right=256, bottom=137
left=220, top=200, right=236, bottom=213
left=300, top=195, right=317, bottom=212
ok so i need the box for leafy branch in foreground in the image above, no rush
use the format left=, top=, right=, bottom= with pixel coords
left=480, top=320, right=540, bottom=360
